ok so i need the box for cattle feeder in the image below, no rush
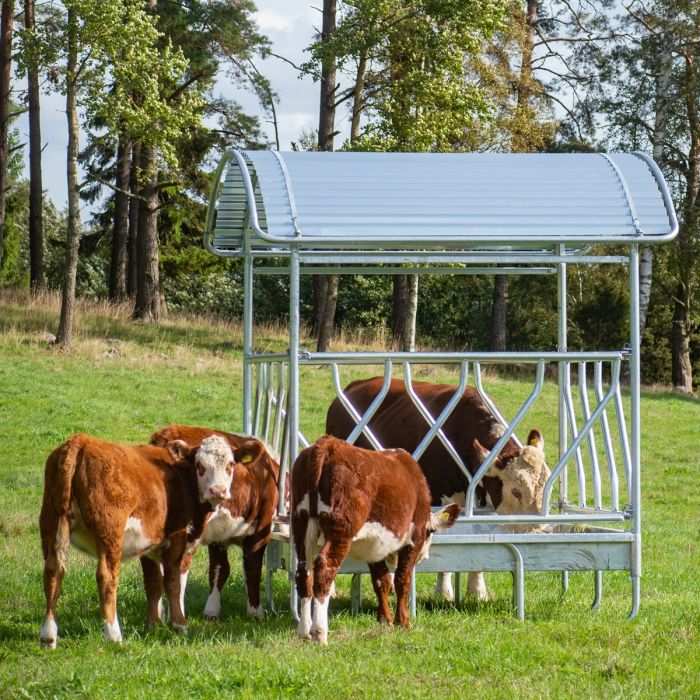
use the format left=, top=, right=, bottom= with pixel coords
left=203, top=150, right=677, bottom=620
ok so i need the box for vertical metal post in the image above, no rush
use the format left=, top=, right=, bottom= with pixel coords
left=558, top=244, right=569, bottom=593
left=243, top=240, right=254, bottom=435
left=288, top=244, right=301, bottom=619
left=629, top=244, right=641, bottom=619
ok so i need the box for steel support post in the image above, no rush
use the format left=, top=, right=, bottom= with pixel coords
left=629, top=244, right=641, bottom=620
left=558, top=245, right=570, bottom=594
left=243, top=239, right=254, bottom=435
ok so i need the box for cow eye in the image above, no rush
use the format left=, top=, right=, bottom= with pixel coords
left=512, top=487, right=522, bottom=500
left=225, top=461, right=233, bottom=475
left=197, top=465, right=206, bottom=477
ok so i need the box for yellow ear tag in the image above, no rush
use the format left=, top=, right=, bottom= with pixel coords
left=529, top=437, right=540, bottom=446
left=240, top=454, right=253, bottom=464
left=441, top=511, right=451, bottom=522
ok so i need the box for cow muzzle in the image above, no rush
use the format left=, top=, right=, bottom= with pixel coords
left=205, top=485, right=230, bottom=505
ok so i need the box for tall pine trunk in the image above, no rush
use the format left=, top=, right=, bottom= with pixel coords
left=133, top=143, right=161, bottom=323
left=392, top=274, right=408, bottom=349
left=25, top=0, right=43, bottom=290
left=313, top=0, right=338, bottom=352
left=0, top=0, right=14, bottom=274
left=127, top=141, right=140, bottom=297
left=56, top=9, right=80, bottom=349
left=109, top=135, right=130, bottom=301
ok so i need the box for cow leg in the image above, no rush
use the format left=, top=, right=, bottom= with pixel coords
left=292, top=509, right=314, bottom=639
left=434, top=572, right=454, bottom=601
left=368, top=561, right=394, bottom=625
left=311, top=538, right=351, bottom=645
left=242, top=542, right=266, bottom=619
left=96, top=548, right=123, bottom=643
left=162, top=536, right=188, bottom=633
left=204, top=544, right=230, bottom=621
left=140, top=557, right=164, bottom=629
left=467, top=571, right=490, bottom=601
left=393, top=545, right=421, bottom=629
left=39, top=522, right=67, bottom=649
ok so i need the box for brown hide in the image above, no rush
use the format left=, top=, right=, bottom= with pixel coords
left=291, top=436, right=459, bottom=642
left=150, top=424, right=280, bottom=617
left=326, top=377, right=532, bottom=510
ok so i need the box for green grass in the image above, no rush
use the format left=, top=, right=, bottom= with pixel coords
left=0, top=291, right=698, bottom=698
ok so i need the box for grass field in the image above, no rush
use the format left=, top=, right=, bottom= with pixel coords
left=0, top=291, right=698, bottom=699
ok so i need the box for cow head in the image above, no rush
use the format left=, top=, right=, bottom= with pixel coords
left=168, top=435, right=234, bottom=506
left=417, top=502, right=461, bottom=564
left=473, top=429, right=550, bottom=520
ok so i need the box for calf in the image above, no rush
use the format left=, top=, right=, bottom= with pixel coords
left=39, top=434, right=235, bottom=648
left=291, top=436, right=460, bottom=644
left=150, top=425, right=280, bottom=620
left=326, top=377, right=551, bottom=601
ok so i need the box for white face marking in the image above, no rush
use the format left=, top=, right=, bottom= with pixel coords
left=467, top=572, right=490, bottom=601
left=202, top=507, right=254, bottom=545
left=498, top=446, right=551, bottom=520
left=247, top=603, right=264, bottom=619
left=311, top=595, right=330, bottom=645
left=103, top=616, right=122, bottom=643
left=434, top=572, right=454, bottom=601
left=122, top=517, right=153, bottom=558
left=40, top=616, right=58, bottom=648
left=490, top=423, right=506, bottom=440
left=348, top=521, right=413, bottom=564
left=297, top=597, right=312, bottom=639
left=295, top=492, right=310, bottom=515
left=196, top=435, right=234, bottom=504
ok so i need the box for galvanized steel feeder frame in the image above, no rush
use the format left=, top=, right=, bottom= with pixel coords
left=204, top=150, right=678, bottom=620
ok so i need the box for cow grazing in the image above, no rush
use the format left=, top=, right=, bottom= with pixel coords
left=326, top=377, right=551, bottom=601
left=150, top=425, right=280, bottom=620
left=291, top=436, right=460, bottom=644
left=39, top=434, right=235, bottom=648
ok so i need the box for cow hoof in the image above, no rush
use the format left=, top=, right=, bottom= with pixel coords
left=204, top=613, right=221, bottom=622
left=40, top=619, right=58, bottom=649
left=247, top=604, right=264, bottom=620
left=310, top=629, right=328, bottom=645
left=296, top=625, right=311, bottom=640
left=170, top=622, right=188, bottom=635
left=40, top=636, right=57, bottom=649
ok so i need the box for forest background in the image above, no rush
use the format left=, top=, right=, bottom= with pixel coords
left=0, top=0, right=698, bottom=390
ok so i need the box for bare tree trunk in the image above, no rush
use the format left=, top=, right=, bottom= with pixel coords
left=403, top=274, right=418, bottom=352
left=671, top=282, right=693, bottom=392
left=0, top=0, right=14, bottom=273
left=314, top=0, right=338, bottom=352
left=312, top=274, right=328, bottom=338
left=490, top=274, right=508, bottom=351
left=133, top=143, right=160, bottom=322
left=640, top=7, right=676, bottom=336
left=25, top=0, right=44, bottom=291
left=350, top=50, right=367, bottom=143
left=109, top=135, right=130, bottom=301
left=392, top=274, right=408, bottom=348
left=56, top=9, right=80, bottom=349
left=127, top=141, right=140, bottom=298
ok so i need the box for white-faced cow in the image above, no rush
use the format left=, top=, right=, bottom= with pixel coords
left=326, top=377, right=550, bottom=601
left=291, top=435, right=460, bottom=644
left=39, top=434, right=235, bottom=648
left=150, top=425, right=280, bottom=620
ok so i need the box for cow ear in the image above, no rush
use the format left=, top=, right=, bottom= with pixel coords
left=526, top=429, right=544, bottom=451
left=234, top=439, right=264, bottom=465
left=473, top=439, right=503, bottom=476
left=430, top=503, right=461, bottom=532
left=166, top=439, right=192, bottom=462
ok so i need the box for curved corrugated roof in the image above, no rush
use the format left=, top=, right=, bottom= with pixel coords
left=205, top=150, right=677, bottom=255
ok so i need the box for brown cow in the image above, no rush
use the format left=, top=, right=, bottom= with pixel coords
left=150, top=425, right=280, bottom=620
left=39, top=434, right=235, bottom=648
left=291, top=436, right=460, bottom=644
left=326, top=377, right=550, bottom=601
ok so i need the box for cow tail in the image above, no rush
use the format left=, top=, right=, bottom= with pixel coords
left=304, top=440, right=329, bottom=563
left=53, top=436, right=84, bottom=574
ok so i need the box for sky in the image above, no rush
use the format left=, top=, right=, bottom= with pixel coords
left=15, top=1, right=325, bottom=212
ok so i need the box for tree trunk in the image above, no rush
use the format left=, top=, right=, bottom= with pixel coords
left=392, top=274, right=408, bottom=348
left=127, top=141, right=141, bottom=297
left=0, top=0, right=14, bottom=273
left=25, top=0, right=43, bottom=291
left=350, top=49, right=367, bottom=143
left=671, top=282, right=693, bottom=392
left=312, top=274, right=328, bottom=339
left=490, top=274, right=508, bottom=351
left=313, top=0, right=338, bottom=352
left=133, top=143, right=160, bottom=322
left=640, top=7, right=676, bottom=336
left=109, top=136, right=130, bottom=301
left=317, top=274, right=339, bottom=352
left=403, top=274, right=418, bottom=352
left=56, top=9, right=80, bottom=349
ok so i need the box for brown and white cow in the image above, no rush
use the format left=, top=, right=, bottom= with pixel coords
left=150, top=425, right=280, bottom=620
left=291, top=435, right=460, bottom=644
left=39, top=433, right=235, bottom=648
left=326, top=377, right=550, bottom=601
